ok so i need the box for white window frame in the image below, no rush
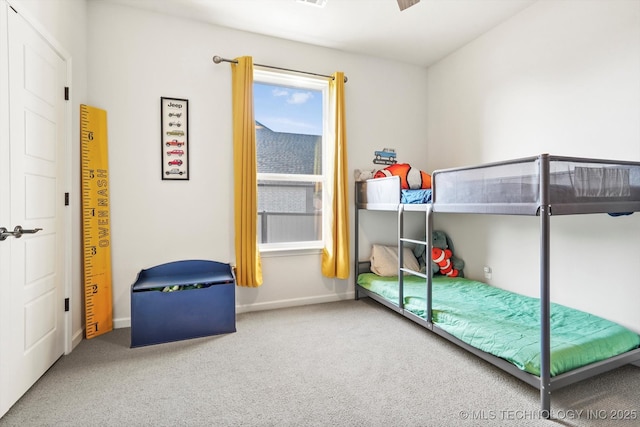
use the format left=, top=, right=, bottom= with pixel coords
left=254, top=68, right=330, bottom=253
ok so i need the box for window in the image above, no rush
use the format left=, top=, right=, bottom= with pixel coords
left=253, top=69, right=329, bottom=251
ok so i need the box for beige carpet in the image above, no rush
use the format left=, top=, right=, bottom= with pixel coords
left=1, top=299, right=639, bottom=426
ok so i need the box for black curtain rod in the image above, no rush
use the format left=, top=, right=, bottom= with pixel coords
left=212, top=55, right=348, bottom=83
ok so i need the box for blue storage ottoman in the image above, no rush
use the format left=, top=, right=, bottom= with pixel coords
left=130, top=260, right=236, bottom=347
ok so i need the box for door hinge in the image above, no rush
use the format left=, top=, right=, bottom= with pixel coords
left=64, top=87, right=69, bottom=101
left=64, top=298, right=70, bottom=312
left=64, top=192, right=70, bottom=206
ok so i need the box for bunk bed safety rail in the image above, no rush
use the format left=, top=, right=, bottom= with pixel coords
left=432, top=153, right=640, bottom=216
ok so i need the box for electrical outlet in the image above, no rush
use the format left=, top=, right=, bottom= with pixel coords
left=483, top=266, right=492, bottom=280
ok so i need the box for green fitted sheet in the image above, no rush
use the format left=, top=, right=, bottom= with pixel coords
left=357, top=273, right=640, bottom=377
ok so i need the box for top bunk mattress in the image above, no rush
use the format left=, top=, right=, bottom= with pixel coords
left=432, top=154, right=640, bottom=215
left=355, top=176, right=432, bottom=211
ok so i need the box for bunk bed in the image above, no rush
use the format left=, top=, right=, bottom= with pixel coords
left=354, top=154, right=640, bottom=417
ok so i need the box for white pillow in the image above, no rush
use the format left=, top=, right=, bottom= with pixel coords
left=370, top=244, right=420, bottom=277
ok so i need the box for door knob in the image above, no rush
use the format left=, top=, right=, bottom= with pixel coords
left=0, top=225, right=43, bottom=241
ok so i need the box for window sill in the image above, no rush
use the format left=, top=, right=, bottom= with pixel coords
left=259, top=244, right=323, bottom=257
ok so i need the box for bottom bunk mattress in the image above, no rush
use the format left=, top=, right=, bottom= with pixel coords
left=357, top=273, right=640, bottom=377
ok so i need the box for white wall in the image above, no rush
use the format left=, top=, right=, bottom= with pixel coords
left=426, top=0, right=640, bottom=331
left=86, top=1, right=429, bottom=326
left=8, top=0, right=88, bottom=347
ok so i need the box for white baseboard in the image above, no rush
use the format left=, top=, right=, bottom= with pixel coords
left=114, top=317, right=131, bottom=329
left=235, top=292, right=356, bottom=314
left=65, top=328, right=84, bottom=354
left=71, top=329, right=83, bottom=349
left=110, top=292, right=356, bottom=329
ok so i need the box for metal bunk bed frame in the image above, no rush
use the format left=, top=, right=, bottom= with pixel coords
left=354, top=153, right=640, bottom=418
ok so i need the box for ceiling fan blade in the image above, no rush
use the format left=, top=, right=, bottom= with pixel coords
left=397, top=0, right=420, bottom=11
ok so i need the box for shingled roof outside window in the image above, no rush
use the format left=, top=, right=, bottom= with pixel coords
left=256, top=121, right=322, bottom=174
left=256, top=121, right=323, bottom=244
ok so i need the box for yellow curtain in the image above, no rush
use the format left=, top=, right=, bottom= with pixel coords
left=321, top=72, right=350, bottom=279
left=231, top=56, right=263, bottom=287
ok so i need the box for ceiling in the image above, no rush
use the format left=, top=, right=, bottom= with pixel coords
left=97, top=0, right=537, bottom=68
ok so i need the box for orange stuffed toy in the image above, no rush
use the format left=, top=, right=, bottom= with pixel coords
left=374, top=163, right=431, bottom=189
left=432, top=247, right=461, bottom=277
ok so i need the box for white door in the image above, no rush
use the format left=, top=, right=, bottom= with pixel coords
left=0, top=3, right=68, bottom=417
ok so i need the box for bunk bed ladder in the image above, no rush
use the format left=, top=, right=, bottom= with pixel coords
left=398, top=204, right=433, bottom=327
left=397, top=204, right=405, bottom=310
left=426, top=206, right=433, bottom=326
left=354, top=196, right=360, bottom=300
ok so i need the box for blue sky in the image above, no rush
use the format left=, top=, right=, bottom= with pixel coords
left=253, top=82, right=323, bottom=135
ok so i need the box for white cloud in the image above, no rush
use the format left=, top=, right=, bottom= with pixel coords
left=271, top=88, right=289, bottom=97
left=287, top=91, right=314, bottom=105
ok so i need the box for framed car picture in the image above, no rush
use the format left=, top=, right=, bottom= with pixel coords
left=161, top=97, right=189, bottom=180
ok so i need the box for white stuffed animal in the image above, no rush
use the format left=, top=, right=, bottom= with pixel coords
left=354, top=169, right=376, bottom=181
